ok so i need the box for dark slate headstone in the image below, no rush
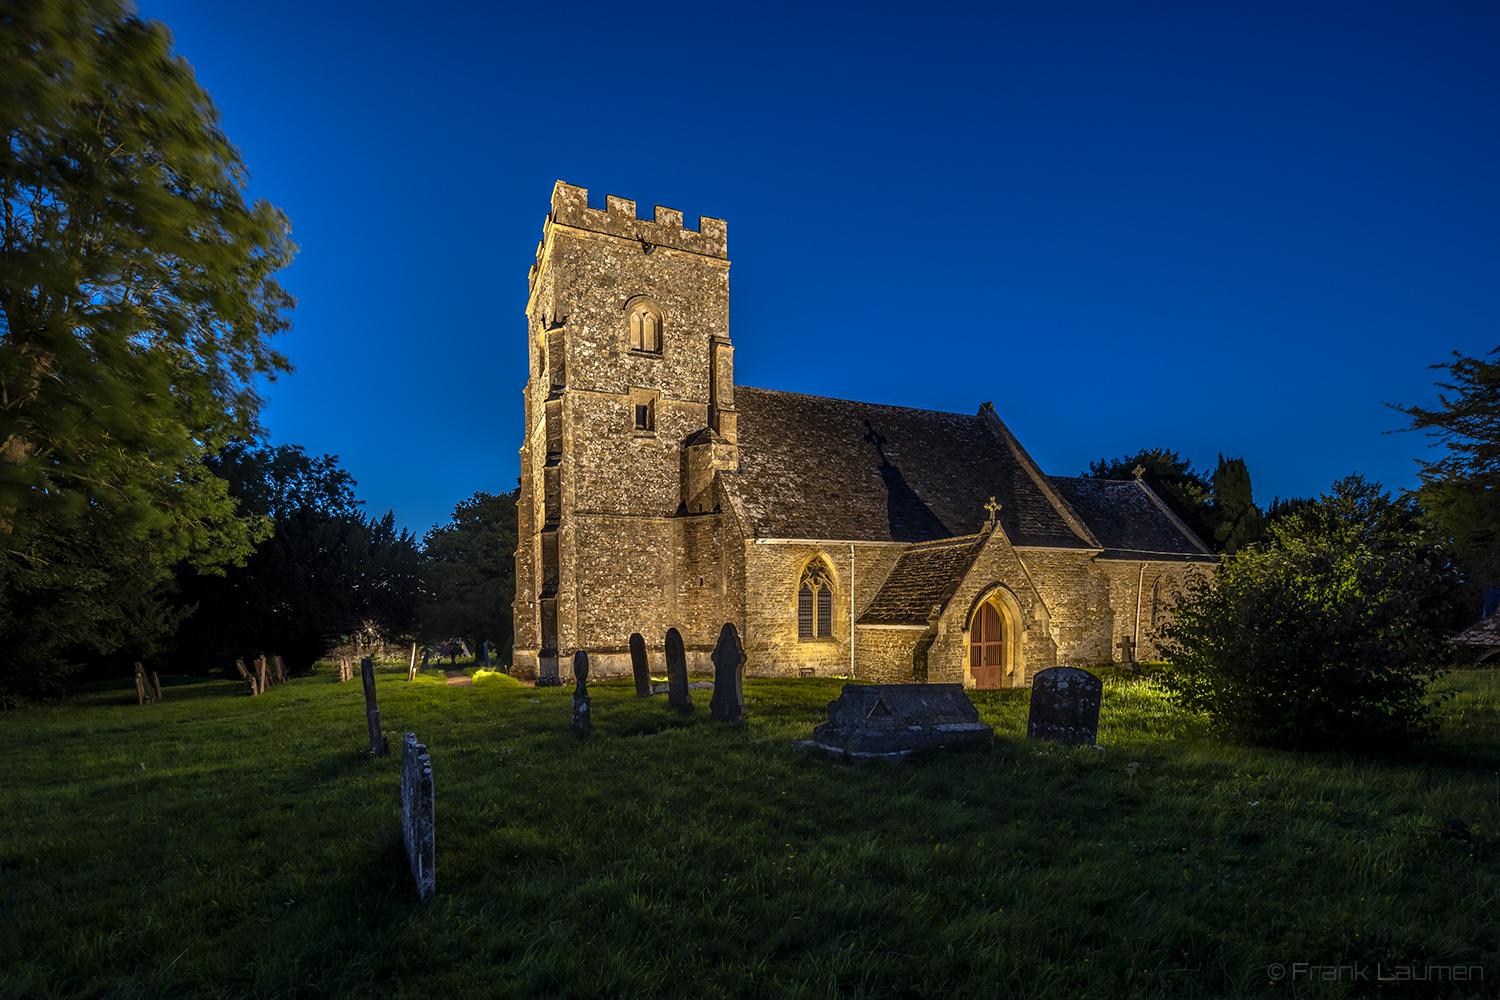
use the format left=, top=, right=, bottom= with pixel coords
left=572, top=650, right=591, bottom=735
left=401, top=733, right=435, bottom=902
left=805, top=684, right=992, bottom=759
left=708, top=623, right=747, bottom=724
left=665, top=628, right=691, bottom=710
left=360, top=657, right=388, bottom=756
left=629, top=632, right=651, bottom=697
left=1026, top=666, right=1103, bottom=746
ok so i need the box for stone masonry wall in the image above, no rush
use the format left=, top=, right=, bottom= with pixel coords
left=854, top=628, right=928, bottom=683
left=1016, top=549, right=1116, bottom=666
left=1097, top=558, right=1215, bottom=663
left=740, top=541, right=906, bottom=677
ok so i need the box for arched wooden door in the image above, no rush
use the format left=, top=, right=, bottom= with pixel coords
left=970, top=602, right=1006, bottom=689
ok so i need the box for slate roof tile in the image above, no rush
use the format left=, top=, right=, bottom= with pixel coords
left=1047, top=476, right=1215, bottom=560
left=726, top=387, right=1092, bottom=547
left=856, top=535, right=990, bottom=626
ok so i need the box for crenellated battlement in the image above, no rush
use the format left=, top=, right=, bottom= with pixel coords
left=549, top=181, right=727, bottom=259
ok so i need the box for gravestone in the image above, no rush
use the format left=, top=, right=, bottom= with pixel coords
left=665, top=628, right=691, bottom=710
left=401, top=733, right=435, bottom=902
left=708, top=623, right=747, bottom=723
left=360, top=657, right=388, bottom=756
left=572, top=650, right=591, bottom=735
left=1026, top=666, right=1103, bottom=746
left=234, top=658, right=257, bottom=695
left=629, top=632, right=651, bottom=697
left=133, top=661, right=161, bottom=704
left=803, top=684, right=993, bottom=759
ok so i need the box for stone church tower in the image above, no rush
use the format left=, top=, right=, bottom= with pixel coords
left=513, top=182, right=742, bottom=683
left=513, top=181, right=1217, bottom=687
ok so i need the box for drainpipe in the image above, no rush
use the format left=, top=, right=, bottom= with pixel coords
left=850, top=542, right=856, bottom=676
left=1133, top=560, right=1146, bottom=659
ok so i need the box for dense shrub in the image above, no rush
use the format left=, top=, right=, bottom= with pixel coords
left=1156, top=476, right=1462, bottom=749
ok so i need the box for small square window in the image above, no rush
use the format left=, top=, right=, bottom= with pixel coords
left=628, top=388, right=659, bottom=434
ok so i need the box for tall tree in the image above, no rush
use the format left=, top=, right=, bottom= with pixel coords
left=170, top=444, right=422, bottom=673
left=1392, top=347, right=1500, bottom=583
left=0, top=1, right=295, bottom=698
left=1212, top=454, right=1264, bottom=554
left=421, top=490, right=518, bottom=662
left=1084, top=448, right=1216, bottom=548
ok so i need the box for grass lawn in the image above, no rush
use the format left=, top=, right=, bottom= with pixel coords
left=2, top=664, right=1497, bottom=999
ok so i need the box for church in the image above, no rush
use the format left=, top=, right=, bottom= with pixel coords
left=512, top=182, right=1216, bottom=687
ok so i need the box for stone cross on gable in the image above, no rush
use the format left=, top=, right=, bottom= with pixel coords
left=984, top=496, right=1002, bottom=526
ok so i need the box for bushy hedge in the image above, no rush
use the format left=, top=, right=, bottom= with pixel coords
left=1155, top=476, right=1463, bottom=749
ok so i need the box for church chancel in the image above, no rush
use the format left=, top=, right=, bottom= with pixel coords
left=512, top=182, right=1216, bottom=687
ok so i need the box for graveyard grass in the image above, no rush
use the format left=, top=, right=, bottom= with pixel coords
left=2, top=665, right=1498, bottom=1000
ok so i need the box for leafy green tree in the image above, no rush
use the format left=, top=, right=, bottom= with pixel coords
left=1156, top=475, right=1461, bottom=749
left=1085, top=448, right=1216, bottom=548
left=170, top=444, right=421, bottom=672
left=0, top=1, right=294, bottom=698
left=421, top=490, right=518, bottom=663
left=1212, top=454, right=1264, bottom=554
left=1392, top=347, right=1500, bottom=583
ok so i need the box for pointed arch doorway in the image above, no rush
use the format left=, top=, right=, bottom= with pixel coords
left=970, top=601, right=1008, bottom=689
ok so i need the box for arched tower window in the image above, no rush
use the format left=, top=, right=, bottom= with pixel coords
left=627, top=299, right=664, bottom=353
left=797, top=559, right=834, bottom=640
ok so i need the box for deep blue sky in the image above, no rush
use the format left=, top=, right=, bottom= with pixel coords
left=139, top=0, right=1500, bottom=539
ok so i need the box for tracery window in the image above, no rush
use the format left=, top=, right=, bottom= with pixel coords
left=797, top=559, right=834, bottom=640
left=628, top=300, right=663, bottom=353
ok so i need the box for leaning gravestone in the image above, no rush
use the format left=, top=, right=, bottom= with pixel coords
left=360, top=657, right=388, bottom=756
left=1026, top=666, right=1103, bottom=746
left=401, top=733, right=435, bottom=902
left=629, top=632, right=651, bottom=697
left=708, top=623, right=747, bottom=723
left=803, top=684, right=992, bottom=760
left=665, top=628, right=691, bottom=710
left=572, top=650, right=591, bottom=735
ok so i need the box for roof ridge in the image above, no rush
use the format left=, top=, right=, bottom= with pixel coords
left=903, top=533, right=987, bottom=551
left=736, top=384, right=978, bottom=420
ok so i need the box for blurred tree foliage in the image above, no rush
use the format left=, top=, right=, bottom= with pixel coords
left=420, top=489, right=518, bottom=664
left=1392, top=347, right=1500, bottom=585
left=1156, top=475, right=1463, bottom=749
left=0, top=0, right=294, bottom=701
left=171, top=443, right=422, bottom=673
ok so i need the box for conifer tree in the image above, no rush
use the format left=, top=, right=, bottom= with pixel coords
left=1212, top=454, right=1265, bottom=554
